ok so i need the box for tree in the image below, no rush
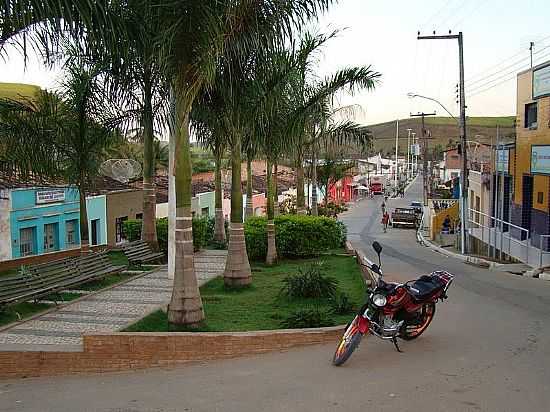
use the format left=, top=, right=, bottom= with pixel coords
left=0, top=59, right=117, bottom=254
left=0, top=0, right=335, bottom=325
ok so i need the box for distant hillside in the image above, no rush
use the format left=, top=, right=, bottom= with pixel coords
left=0, top=83, right=41, bottom=101
left=364, top=116, right=516, bottom=156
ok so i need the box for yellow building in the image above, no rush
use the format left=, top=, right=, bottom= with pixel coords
left=513, top=62, right=550, bottom=250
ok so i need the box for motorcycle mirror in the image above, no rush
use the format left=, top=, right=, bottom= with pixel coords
left=372, top=241, right=382, bottom=255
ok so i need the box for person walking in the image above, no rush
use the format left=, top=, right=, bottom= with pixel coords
left=382, top=211, right=390, bottom=233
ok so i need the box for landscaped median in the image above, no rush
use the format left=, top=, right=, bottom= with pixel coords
left=0, top=250, right=367, bottom=379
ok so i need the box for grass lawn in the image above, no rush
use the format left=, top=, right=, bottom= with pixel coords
left=124, top=253, right=367, bottom=332
left=0, top=302, right=52, bottom=328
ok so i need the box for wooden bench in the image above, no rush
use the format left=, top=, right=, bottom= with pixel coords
left=121, top=241, right=164, bottom=265
left=0, top=252, right=126, bottom=314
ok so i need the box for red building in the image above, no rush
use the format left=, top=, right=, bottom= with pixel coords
left=328, top=175, right=355, bottom=204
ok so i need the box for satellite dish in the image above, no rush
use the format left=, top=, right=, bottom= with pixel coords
left=100, top=159, right=142, bottom=183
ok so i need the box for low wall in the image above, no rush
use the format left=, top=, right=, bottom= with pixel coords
left=0, top=327, right=343, bottom=379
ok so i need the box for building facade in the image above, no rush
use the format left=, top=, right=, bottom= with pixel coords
left=0, top=186, right=107, bottom=261
left=511, top=64, right=550, bottom=250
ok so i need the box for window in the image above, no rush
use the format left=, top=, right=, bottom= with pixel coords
left=43, top=223, right=58, bottom=252
left=135, top=213, right=143, bottom=220
left=66, top=220, right=78, bottom=246
left=525, top=102, right=537, bottom=129
left=20, top=227, right=35, bottom=257
left=115, top=216, right=128, bottom=243
left=538, top=192, right=544, bottom=204
left=201, top=207, right=209, bottom=216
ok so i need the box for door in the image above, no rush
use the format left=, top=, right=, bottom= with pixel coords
left=43, top=223, right=58, bottom=252
left=91, top=219, right=100, bottom=246
left=521, top=175, right=533, bottom=241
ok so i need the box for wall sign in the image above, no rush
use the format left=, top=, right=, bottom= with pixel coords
left=531, top=145, right=550, bottom=175
left=533, top=63, right=550, bottom=99
left=36, top=189, right=65, bottom=204
left=496, top=148, right=509, bottom=173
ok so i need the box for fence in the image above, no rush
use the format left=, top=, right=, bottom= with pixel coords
left=468, top=209, right=530, bottom=264
left=540, top=235, right=550, bottom=268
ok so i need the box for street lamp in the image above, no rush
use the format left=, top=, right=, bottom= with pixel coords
left=407, top=93, right=458, bottom=123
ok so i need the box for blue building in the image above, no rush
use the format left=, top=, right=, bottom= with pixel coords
left=0, top=186, right=107, bottom=261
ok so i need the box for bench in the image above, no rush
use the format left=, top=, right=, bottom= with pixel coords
left=0, top=252, right=126, bottom=314
left=121, top=241, right=164, bottom=265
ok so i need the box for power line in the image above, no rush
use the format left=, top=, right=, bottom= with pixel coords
left=467, top=50, right=550, bottom=98
left=465, top=34, right=550, bottom=83
left=466, top=49, right=550, bottom=95
left=449, top=0, right=490, bottom=31
left=420, top=0, right=456, bottom=31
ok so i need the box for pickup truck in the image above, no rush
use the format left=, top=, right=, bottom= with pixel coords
left=391, top=208, right=418, bottom=229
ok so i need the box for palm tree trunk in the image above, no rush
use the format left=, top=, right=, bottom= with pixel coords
left=245, top=154, right=254, bottom=219
left=273, top=161, right=280, bottom=216
left=311, top=148, right=319, bottom=216
left=78, top=183, right=90, bottom=255
left=266, top=159, right=277, bottom=265
left=213, top=146, right=226, bottom=243
left=223, top=134, right=252, bottom=287
left=167, top=93, right=204, bottom=327
left=141, top=69, right=158, bottom=250
left=296, top=150, right=306, bottom=215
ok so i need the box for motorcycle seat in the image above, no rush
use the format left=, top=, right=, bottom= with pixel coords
left=407, top=275, right=444, bottom=301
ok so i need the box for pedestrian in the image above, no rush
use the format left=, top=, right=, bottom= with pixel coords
left=382, top=211, right=390, bottom=233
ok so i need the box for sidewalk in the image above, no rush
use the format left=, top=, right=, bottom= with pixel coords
left=0, top=250, right=226, bottom=348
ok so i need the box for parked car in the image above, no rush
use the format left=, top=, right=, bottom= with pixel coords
left=410, top=201, right=423, bottom=215
left=391, top=207, right=418, bottom=229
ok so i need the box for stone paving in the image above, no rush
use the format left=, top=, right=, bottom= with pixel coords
left=0, top=250, right=227, bottom=347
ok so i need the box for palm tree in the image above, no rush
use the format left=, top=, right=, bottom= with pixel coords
left=0, top=0, right=335, bottom=324
left=0, top=59, right=117, bottom=254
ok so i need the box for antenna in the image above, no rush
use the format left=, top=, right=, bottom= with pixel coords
left=100, top=159, right=142, bottom=183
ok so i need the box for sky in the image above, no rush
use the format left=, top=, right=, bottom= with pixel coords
left=1, top=0, right=549, bottom=126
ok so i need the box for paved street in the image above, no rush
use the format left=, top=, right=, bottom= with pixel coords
left=2, top=177, right=550, bottom=412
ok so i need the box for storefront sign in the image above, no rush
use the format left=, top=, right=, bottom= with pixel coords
left=36, top=189, right=65, bottom=204
left=531, top=145, right=550, bottom=175
left=533, top=64, right=550, bottom=99
left=496, top=148, right=509, bottom=173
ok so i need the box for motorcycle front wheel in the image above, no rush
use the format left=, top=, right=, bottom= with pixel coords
left=333, top=316, right=363, bottom=366
left=400, top=302, right=436, bottom=341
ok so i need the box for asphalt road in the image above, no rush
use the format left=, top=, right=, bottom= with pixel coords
left=2, top=177, right=550, bottom=412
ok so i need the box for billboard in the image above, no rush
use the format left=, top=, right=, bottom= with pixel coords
left=531, top=145, right=550, bottom=175
left=533, top=64, right=550, bottom=99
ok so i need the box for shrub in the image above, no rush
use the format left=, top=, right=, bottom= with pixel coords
left=330, top=291, right=355, bottom=315
left=317, top=202, right=348, bottom=218
left=279, top=262, right=338, bottom=299
left=244, top=214, right=346, bottom=260
left=123, top=216, right=217, bottom=253
left=280, top=308, right=335, bottom=329
left=335, top=221, right=347, bottom=247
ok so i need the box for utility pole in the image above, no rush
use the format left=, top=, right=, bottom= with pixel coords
left=418, top=30, right=468, bottom=254
left=411, top=112, right=436, bottom=206
left=407, top=128, right=412, bottom=180
left=395, top=119, right=399, bottom=191
left=530, top=42, right=534, bottom=70
left=412, top=132, right=417, bottom=175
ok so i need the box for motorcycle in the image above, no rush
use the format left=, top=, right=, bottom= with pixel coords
left=333, top=241, right=454, bottom=366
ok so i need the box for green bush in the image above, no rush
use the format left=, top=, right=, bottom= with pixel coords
left=330, top=291, right=355, bottom=315
left=244, top=214, right=347, bottom=261
left=280, top=308, right=335, bottom=329
left=123, top=216, right=218, bottom=253
left=279, top=262, right=338, bottom=299
left=317, top=202, right=348, bottom=218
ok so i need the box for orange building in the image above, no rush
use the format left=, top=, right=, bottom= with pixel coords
left=512, top=62, right=550, bottom=250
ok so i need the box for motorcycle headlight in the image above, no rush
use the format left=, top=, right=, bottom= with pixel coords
left=372, top=294, right=387, bottom=307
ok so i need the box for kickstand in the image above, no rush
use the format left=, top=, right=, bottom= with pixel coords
left=392, top=336, right=403, bottom=353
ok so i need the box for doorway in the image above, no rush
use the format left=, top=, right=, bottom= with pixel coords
left=91, top=219, right=100, bottom=246
left=521, top=175, right=533, bottom=241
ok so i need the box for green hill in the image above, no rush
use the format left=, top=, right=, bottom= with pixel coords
left=364, top=116, right=516, bottom=156
left=0, top=82, right=41, bottom=101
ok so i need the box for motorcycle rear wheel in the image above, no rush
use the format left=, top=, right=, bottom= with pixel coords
left=400, top=302, right=436, bottom=341
left=333, top=317, right=363, bottom=366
